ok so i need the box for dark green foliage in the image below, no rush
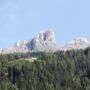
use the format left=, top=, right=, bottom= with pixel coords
left=0, top=48, right=90, bottom=90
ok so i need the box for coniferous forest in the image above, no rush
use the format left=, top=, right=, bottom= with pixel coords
left=1, top=48, right=90, bottom=90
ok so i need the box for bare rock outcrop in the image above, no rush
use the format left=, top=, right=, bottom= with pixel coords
left=26, top=29, right=56, bottom=51
left=60, top=37, right=90, bottom=51
left=0, top=29, right=90, bottom=54
left=14, top=40, right=28, bottom=51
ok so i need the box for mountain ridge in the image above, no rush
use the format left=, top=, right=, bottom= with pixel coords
left=0, top=29, right=90, bottom=53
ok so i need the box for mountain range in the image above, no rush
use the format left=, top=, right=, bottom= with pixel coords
left=0, top=29, right=90, bottom=53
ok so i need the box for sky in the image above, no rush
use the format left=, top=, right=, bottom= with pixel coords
left=0, top=0, right=90, bottom=48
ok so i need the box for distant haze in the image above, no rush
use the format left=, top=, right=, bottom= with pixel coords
left=0, top=0, right=90, bottom=48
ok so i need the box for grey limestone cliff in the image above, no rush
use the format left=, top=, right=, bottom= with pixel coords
left=0, top=29, right=90, bottom=53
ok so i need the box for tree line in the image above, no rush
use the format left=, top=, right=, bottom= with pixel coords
left=0, top=48, right=90, bottom=90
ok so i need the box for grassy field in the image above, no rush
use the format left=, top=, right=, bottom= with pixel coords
left=8, top=57, right=37, bottom=68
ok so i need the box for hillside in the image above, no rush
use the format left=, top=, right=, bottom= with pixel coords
left=0, top=48, right=90, bottom=90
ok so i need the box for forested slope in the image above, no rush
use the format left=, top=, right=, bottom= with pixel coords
left=0, top=48, right=90, bottom=90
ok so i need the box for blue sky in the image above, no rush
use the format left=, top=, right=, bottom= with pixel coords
left=0, top=0, right=90, bottom=48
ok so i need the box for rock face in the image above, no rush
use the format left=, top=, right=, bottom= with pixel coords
left=60, top=37, right=90, bottom=51
left=0, top=29, right=90, bottom=53
left=14, top=41, right=28, bottom=51
left=0, top=29, right=57, bottom=53
left=26, top=29, right=56, bottom=51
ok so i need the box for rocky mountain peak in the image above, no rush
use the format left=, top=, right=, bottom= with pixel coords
left=0, top=29, right=90, bottom=53
left=26, top=29, right=56, bottom=51
left=67, top=37, right=89, bottom=45
left=43, top=29, right=56, bottom=43
left=14, top=40, right=27, bottom=50
left=74, top=37, right=89, bottom=44
left=60, top=37, right=90, bottom=51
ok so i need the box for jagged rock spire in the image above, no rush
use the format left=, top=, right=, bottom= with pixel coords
left=0, top=29, right=90, bottom=53
left=26, top=29, right=56, bottom=50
